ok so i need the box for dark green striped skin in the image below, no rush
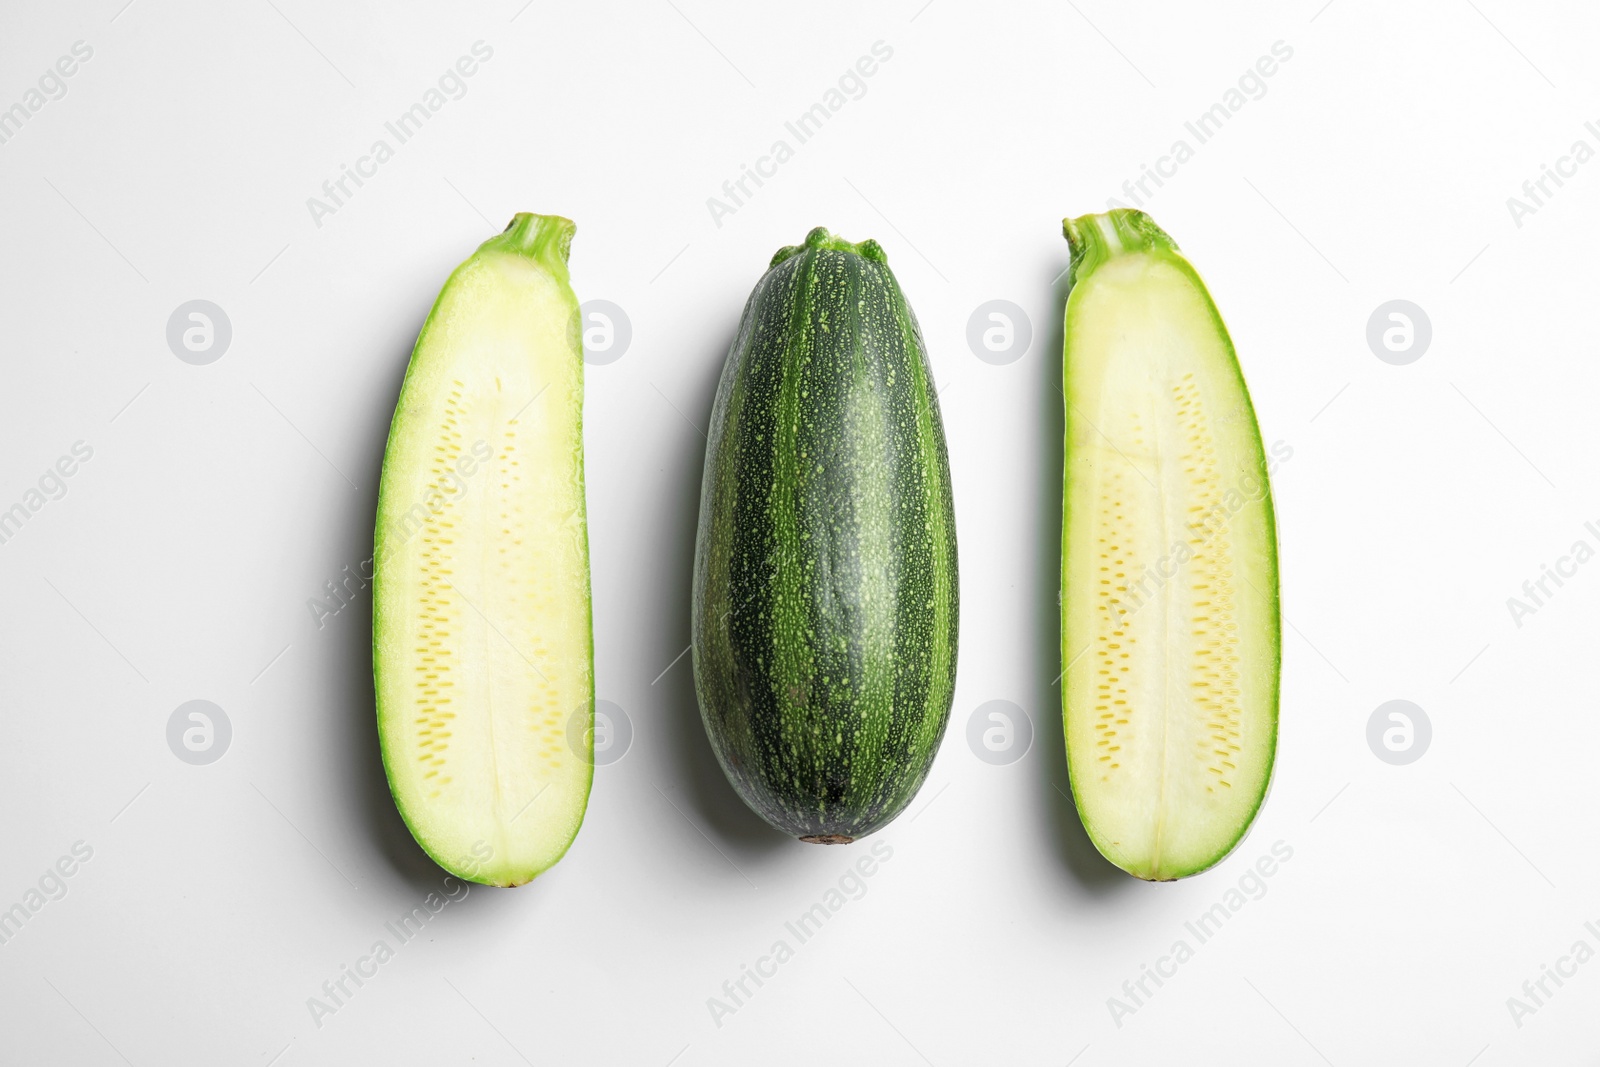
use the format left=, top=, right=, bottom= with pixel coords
left=692, top=227, right=959, bottom=842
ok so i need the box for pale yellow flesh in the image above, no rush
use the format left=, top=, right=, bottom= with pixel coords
left=1064, top=251, right=1275, bottom=880
left=375, top=250, right=591, bottom=886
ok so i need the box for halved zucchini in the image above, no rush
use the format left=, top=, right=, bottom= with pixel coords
left=373, top=213, right=593, bottom=887
left=1061, top=210, right=1279, bottom=881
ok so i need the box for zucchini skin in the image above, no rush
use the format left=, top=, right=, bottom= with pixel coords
left=692, top=228, right=959, bottom=842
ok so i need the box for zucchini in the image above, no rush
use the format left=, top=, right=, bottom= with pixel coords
left=1060, top=210, right=1279, bottom=880
left=692, top=227, right=959, bottom=843
left=373, top=213, right=593, bottom=887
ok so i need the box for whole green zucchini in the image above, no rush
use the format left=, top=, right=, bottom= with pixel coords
left=692, top=227, right=959, bottom=843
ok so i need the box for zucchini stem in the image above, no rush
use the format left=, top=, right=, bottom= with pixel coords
left=1062, top=209, right=1179, bottom=289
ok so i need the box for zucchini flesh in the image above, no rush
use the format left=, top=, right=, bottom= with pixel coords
left=374, top=214, right=592, bottom=887
left=1061, top=211, right=1278, bottom=881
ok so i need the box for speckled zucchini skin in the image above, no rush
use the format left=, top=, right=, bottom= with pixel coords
left=692, top=227, right=959, bottom=842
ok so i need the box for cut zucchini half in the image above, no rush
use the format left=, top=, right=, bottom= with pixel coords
left=374, top=213, right=593, bottom=887
left=1061, top=210, right=1279, bottom=881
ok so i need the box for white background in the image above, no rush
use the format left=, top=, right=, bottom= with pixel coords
left=1, top=0, right=1596, bottom=1063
